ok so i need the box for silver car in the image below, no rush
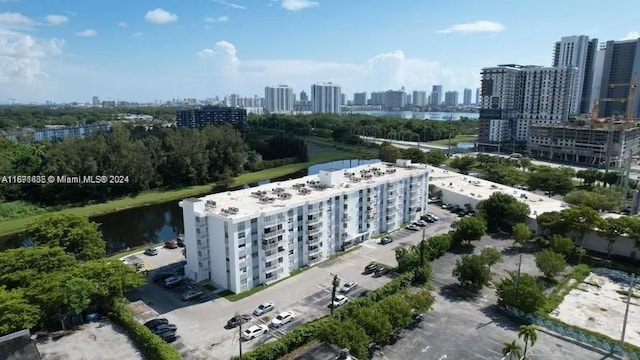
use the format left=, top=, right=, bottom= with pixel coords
left=253, top=301, right=275, bottom=316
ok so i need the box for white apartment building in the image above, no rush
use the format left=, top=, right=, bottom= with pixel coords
left=180, top=160, right=429, bottom=293
left=413, top=90, right=427, bottom=107
left=264, top=85, right=294, bottom=114
left=311, top=82, right=342, bottom=114
left=553, top=35, right=599, bottom=114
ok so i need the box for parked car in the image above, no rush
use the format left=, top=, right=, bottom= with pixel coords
left=177, top=234, right=185, bottom=247
left=227, top=314, right=252, bottom=328
left=164, top=240, right=178, bottom=249
left=441, top=203, right=450, bottom=209
left=364, top=262, right=379, bottom=274
left=406, top=225, right=420, bottom=231
left=340, top=281, right=358, bottom=294
left=374, top=267, right=390, bottom=277
left=270, top=311, right=295, bottom=328
left=153, top=324, right=177, bottom=334
left=414, top=220, right=427, bottom=227
left=380, top=236, right=393, bottom=245
left=181, top=289, right=204, bottom=301
left=144, top=248, right=158, bottom=256
left=253, top=301, right=275, bottom=316
left=420, top=215, right=435, bottom=223
left=144, top=318, right=168, bottom=329
left=153, top=272, right=175, bottom=284
left=162, top=276, right=183, bottom=288
left=331, top=294, right=349, bottom=308
left=157, top=331, right=177, bottom=343
left=427, top=213, right=439, bottom=221
left=242, top=325, right=269, bottom=341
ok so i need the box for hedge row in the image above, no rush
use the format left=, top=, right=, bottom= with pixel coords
left=108, top=299, right=182, bottom=360
left=232, top=270, right=417, bottom=360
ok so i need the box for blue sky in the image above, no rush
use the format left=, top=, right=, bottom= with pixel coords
left=1, top=0, right=639, bottom=103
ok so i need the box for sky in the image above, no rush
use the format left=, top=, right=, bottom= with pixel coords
left=1, top=0, right=639, bottom=104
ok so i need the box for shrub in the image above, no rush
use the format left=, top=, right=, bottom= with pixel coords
left=108, top=299, right=181, bottom=360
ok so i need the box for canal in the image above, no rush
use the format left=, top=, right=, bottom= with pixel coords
left=1, top=159, right=380, bottom=253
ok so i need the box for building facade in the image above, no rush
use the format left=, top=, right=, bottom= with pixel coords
left=180, top=160, right=429, bottom=293
left=311, top=83, right=342, bottom=114
left=553, top=35, right=599, bottom=114
left=413, top=90, right=427, bottom=107
left=175, top=106, right=247, bottom=128
left=444, top=91, right=459, bottom=107
left=431, top=85, right=443, bottom=106
left=32, top=123, right=112, bottom=142
left=353, top=92, right=367, bottom=106
left=264, top=85, right=294, bottom=114
left=597, top=38, right=640, bottom=119
left=463, top=88, right=472, bottom=106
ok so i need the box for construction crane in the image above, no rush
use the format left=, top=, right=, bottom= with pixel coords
left=617, top=73, right=639, bottom=212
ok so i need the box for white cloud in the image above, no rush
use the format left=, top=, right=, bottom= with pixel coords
left=621, top=31, right=640, bottom=41
left=0, top=12, right=35, bottom=28
left=205, top=16, right=229, bottom=23
left=144, top=8, right=178, bottom=24
left=197, top=41, right=478, bottom=96
left=0, top=29, right=64, bottom=83
left=45, top=15, right=69, bottom=25
left=133, top=32, right=143, bottom=38
left=118, top=21, right=128, bottom=28
left=281, top=0, right=319, bottom=11
left=437, top=20, right=505, bottom=34
left=76, top=29, right=97, bottom=37
left=212, top=0, right=246, bottom=10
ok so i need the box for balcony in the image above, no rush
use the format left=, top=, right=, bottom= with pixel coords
left=308, top=227, right=322, bottom=237
left=308, top=236, right=321, bottom=245
left=265, top=261, right=282, bottom=272
left=308, top=246, right=322, bottom=255
left=264, top=228, right=285, bottom=240
left=262, top=240, right=280, bottom=250
left=265, top=250, right=282, bottom=262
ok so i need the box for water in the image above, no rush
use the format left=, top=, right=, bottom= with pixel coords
left=0, top=159, right=380, bottom=253
left=350, top=110, right=479, bottom=120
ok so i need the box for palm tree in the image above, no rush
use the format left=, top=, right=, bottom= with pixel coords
left=501, top=340, right=522, bottom=360
left=518, top=324, right=538, bottom=359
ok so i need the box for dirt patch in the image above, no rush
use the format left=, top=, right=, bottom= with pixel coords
left=37, top=321, right=143, bottom=360
left=551, top=268, right=640, bottom=347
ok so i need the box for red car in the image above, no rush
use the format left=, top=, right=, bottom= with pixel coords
left=164, top=240, right=178, bottom=249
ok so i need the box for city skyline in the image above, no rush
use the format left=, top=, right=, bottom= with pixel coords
left=1, top=0, right=639, bottom=103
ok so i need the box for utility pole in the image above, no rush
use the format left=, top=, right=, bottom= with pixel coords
left=330, top=274, right=340, bottom=316
left=620, top=274, right=635, bottom=351
left=515, top=254, right=523, bottom=306
left=447, top=112, right=453, bottom=157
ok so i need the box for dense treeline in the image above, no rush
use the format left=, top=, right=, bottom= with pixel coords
left=248, top=134, right=309, bottom=162
left=0, top=105, right=178, bottom=129
left=0, top=124, right=248, bottom=205
left=247, top=113, right=478, bottom=144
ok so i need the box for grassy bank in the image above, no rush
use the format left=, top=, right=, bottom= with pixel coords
left=0, top=151, right=356, bottom=237
left=427, top=134, right=477, bottom=146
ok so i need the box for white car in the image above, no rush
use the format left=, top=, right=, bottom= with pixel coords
left=427, top=213, right=439, bottom=221
left=253, top=301, right=275, bottom=316
left=241, top=324, right=269, bottom=340
left=270, top=311, right=295, bottom=328
left=331, top=294, right=349, bottom=308
left=340, top=281, right=358, bottom=294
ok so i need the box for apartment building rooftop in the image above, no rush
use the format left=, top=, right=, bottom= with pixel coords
left=185, top=160, right=428, bottom=220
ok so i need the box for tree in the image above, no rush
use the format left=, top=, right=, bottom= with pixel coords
left=496, top=271, right=546, bottom=313
left=319, top=319, right=370, bottom=359
left=402, top=147, right=426, bottom=163
left=518, top=158, right=532, bottom=171
left=597, top=217, right=626, bottom=258
left=27, top=214, right=106, bottom=260
left=576, top=168, right=600, bottom=186
left=451, top=216, right=487, bottom=245
left=477, top=193, right=530, bottom=232
left=527, top=166, right=574, bottom=196
left=536, top=211, right=566, bottom=236
left=518, top=324, right=538, bottom=359
left=448, top=155, right=475, bottom=174
left=0, top=246, right=77, bottom=290
left=403, top=288, right=435, bottom=313
left=75, top=259, right=146, bottom=303
left=428, top=234, right=452, bottom=258
left=564, top=189, right=619, bottom=211
left=0, top=287, right=41, bottom=336
left=378, top=143, right=402, bottom=163
left=512, top=223, right=532, bottom=248
left=376, top=295, right=413, bottom=329
left=502, top=340, right=522, bottom=360
left=549, top=235, right=575, bottom=257
left=535, top=250, right=566, bottom=279
left=483, top=164, right=526, bottom=186
left=561, top=206, right=602, bottom=245
left=452, top=254, right=491, bottom=291
left=352, top=307, right=392, bottom=344
left=480, top=247, right=503, bottom=271
left=424, top=150, right=447, bottom=166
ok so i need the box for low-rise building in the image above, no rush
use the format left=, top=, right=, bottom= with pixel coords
left=180, top=160, right=429, bottom=293
left=175, top=106, right=247, bottom=129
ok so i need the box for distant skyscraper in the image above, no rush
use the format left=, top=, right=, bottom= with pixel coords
left=444, top=91, right=459, bottom=106
left=430, top=85, right=443, bottom=106
left=597, top=38, right=640, bottom=119
left=412, top=91, right=427, bottom=106
left=475, top=88, right=480, bottom=104
left=299, top=90, right=308, bottom=102
left=311, top=82, right=342, bottom=114
left=340, top=93, right=347, bottom=106
left=405, top=94, right=412, bottom=105
left=265, top=85, right=294, bottom=114
left=462, top=88, right=472, bottom=106
left=92, top=96, right=100, bottom=106
left=370, top=92, right=385, bottom=106
left=353, top=92, right=367, bottom=106
left=553, top=35, right=599, bottom=114
left=384, top=90, right=405, bottom=109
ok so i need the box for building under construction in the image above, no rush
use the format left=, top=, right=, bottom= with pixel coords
left=527, top=119, right=640, bottom=168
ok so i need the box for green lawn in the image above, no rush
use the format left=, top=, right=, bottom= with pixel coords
left=0, top=151, right=356, bottom=237
left=427, top=135, right=478, bottom=146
